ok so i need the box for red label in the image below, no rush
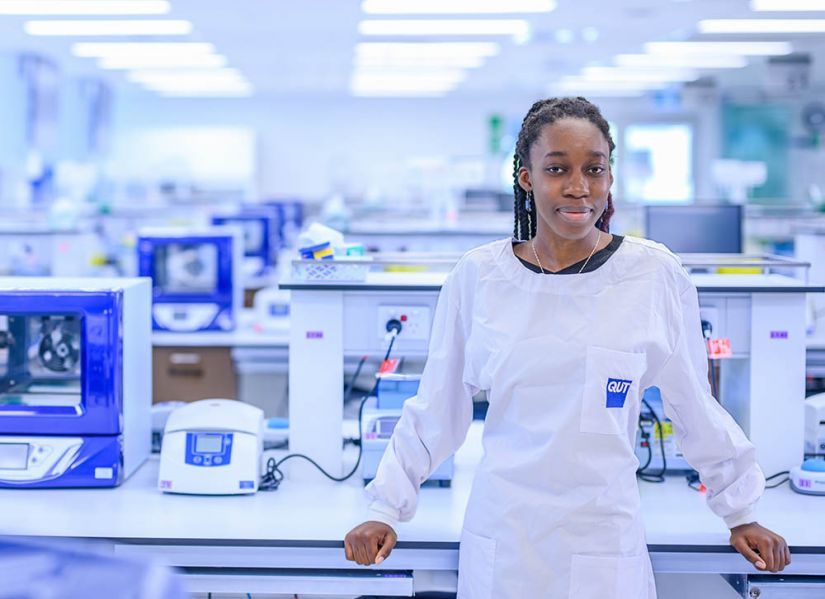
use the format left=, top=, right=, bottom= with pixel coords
left=379, top=358, right=400, bottom=374
left=707, top=338, right=732, bottom=359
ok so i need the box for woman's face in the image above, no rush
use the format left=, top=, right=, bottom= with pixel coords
left=519, top=118, right=613, bottom=241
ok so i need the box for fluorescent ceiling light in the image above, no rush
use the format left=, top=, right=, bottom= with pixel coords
left=128, top=69, right=246, bottom=84
left=355, top=42, right=500, bottom=57
left=581, top=67, right=699, bottom=82
left=0, top=1, right=169, bottom=14
left=25, top=19, right=191, bottom=36
left=351, top=89, right=449, bottom=97
left=353, top=68, right=467, bottom=80
left=99, top=54, right=228, bottom=69
left=157, top=90, right=254, bottom=97
left=644, top=41, right=792, bottom=55
left=358, top=19, right=529, bottom=36
left=554, top=78, right=669, bottom=92
left=362, top=0, right=555, bottom=14
left=615, top=53, right=748, bottom=68
left=352, top=73, right=465, bottom=87
left=699, top=19, right=825, bottom=33
left=72, top=42, right=214, bottom=57
left=355, top=54, right=485, bottom=68
left=751, top=0, right=825, bottom=10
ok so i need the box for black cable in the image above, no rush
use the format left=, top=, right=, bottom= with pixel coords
left=637, top=397, right=667, bottom=483
left=764, top=470, right=791, bottom=490
left=259, top=333, right=398, bottom=491
left=345, top=355, right=368, bottom=402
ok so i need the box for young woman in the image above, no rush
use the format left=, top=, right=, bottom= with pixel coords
left=344, top=97, right=790, bottom=598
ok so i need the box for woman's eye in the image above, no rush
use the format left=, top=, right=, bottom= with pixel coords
left=589, top=166, right=605, bottom=175
left=546, top=166, right=564, bottom=174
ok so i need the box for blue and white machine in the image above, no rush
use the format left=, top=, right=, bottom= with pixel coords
left=137, top=226, right=243, bottom=332
left=158, top=399, right=264, bottom=495
left=211, top=208, right=277, bottom=277
left=0, top=277, right=151, bottom=488
left=361, top=373, right=454, bottom=487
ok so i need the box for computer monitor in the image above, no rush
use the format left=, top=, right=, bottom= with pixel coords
left=644, top=204, right=743, bottom=253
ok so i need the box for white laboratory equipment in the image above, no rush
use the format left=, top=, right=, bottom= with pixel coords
left=361, top=373, right=454, bottom=487
left=137, top=226, right=243, bottom=332
left=804, top=392, right=825, bottom=456
left=0, top=277, right=151, bottom=487
left=158, top=399, right=264, bottom=495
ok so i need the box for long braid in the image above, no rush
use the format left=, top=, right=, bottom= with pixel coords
left=512, top=96, right=616, bottom=239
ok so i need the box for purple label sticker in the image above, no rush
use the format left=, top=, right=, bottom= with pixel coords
left=799, top=479, right=812, bottom=489
left=770, top=331, right=788, bottom=339
left=306, top=331, right=324, bottom=339
left=160, top=480, right=172, bottom=489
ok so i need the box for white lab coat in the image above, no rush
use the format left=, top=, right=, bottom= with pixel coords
left=365, top=236, right=765, bottom=599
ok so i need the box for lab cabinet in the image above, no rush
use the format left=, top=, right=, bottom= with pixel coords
left=152, top=346, right=236, bottom=403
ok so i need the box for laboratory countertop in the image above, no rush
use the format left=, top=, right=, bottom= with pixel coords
left=151, top=310, right=289, bottom=348
left=281, top=272, right=824, bottom=293
left=0, top=425, right=823, bottom=552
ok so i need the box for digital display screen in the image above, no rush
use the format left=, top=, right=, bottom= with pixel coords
left=153, top=243, right=219, bottom=295
left=195, top=434, right=223, bottom=453
left=0, top=443, right=29, bottom=470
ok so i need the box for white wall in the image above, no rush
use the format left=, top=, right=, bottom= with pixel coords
left=111, top=92, right=719, bottom=201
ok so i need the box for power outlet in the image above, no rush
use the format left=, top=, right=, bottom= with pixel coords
left=377, top=305, right=432, bottom=340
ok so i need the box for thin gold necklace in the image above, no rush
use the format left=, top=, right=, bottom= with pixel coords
left=531, top=230, right=602, bottom=275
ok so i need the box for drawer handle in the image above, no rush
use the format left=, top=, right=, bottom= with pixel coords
left=169, top=353, right=202, bottom=365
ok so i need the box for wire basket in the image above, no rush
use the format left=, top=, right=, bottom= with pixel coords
left=291, top=260, right=370, bottom=282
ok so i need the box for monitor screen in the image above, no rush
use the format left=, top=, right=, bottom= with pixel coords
left=644, top=205, right=742, bottom=254
left=153, top=243, right=219, bottom=295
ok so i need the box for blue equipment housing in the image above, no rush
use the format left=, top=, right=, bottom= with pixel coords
left=0, top=278, right=151, bottom=488
left=137, top=227, right=243, bottom=332
left=211, top=209, right=277, bottom=276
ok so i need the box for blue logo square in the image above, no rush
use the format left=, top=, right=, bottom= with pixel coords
left=606, top=378, right=632, bottom=408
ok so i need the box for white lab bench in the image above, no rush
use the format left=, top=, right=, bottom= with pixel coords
left=0, top=424, right=823, bottom=597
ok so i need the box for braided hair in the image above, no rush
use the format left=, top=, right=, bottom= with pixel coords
left=513, top=97, right=616, bottom=241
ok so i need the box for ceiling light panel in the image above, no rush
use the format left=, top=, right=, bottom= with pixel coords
left=25, top=19, right=191, bottom=36
left=615, top=54, right=748, bottom=68
left=644, top=41, right=793, bottom=55
left=358, top=19, right=529, bottom=36
left=99, top=55, right=228, bottom=70
left=0, top=1, right=169, bottom=14
left=580, top=67, right=699, bottom=82
left=355, top=55, right=485, bottom=68
left=751, top=0, right=825, bottom=10
left=72, top=42, right=215, bottom=57
left=361, top=0, right=555, bottom=13
left=355, top=42, right=500, bottom=57
left=699, top=19, right=825, bottom=33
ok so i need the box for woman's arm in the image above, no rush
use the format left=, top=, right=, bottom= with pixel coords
left=651, top=281, right=790, bottom=572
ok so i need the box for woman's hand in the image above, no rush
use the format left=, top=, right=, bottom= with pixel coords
left=730, top=522, right=791, bottom=572
left=344, top=521, right=398, bottom=566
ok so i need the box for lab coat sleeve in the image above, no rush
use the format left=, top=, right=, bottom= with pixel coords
left=365, top=271, right=478, bottom=527
left=651, top=282, right=765, bottom=530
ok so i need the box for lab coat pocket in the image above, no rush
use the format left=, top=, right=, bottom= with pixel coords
left=580, top=346, right=646, bottom=436
left=569, top=553, right=646, bottom=599
left=457, top=529, right=496, bottom=599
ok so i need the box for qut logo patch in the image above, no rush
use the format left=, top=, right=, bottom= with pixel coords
left=606, top=378, right=632, bottom=408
